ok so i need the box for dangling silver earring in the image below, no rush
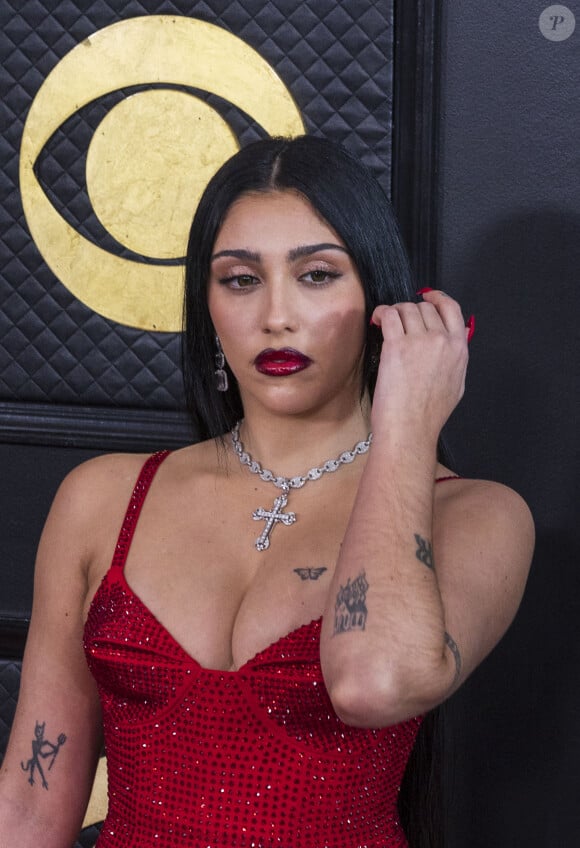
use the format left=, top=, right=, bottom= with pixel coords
left=214, top=335, right=229, bottom=392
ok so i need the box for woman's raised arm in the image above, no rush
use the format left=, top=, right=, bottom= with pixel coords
left=320, top=290, right=534, bottom=727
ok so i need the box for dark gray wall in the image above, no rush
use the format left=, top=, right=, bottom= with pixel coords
left=438, top=3, right=580, bottom=845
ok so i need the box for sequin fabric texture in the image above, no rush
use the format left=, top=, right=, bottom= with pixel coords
left=84, top=452, right=421, bottom=847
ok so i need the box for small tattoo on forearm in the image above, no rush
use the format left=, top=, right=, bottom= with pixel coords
left=444, top=631, right=462, bottom=683
left=21, top=721, right=67, bottom=789
left=414, top=534, right=434, bottom=569
left=293, top=566, right=327, bottom=581
left=334, top=571, right=369, bottom=634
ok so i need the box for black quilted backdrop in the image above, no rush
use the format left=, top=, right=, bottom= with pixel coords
left=0, top=0, right=394, bottom=410
left=0, top=661, right=19, bottom=765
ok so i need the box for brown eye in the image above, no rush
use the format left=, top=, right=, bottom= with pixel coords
left=218, top=273, right=259, bottom=289
left=301, top=268, right=340, bottom=286
left=309, top=269, right=328, bottom=283
left=236, top=274, right=256, bottom=287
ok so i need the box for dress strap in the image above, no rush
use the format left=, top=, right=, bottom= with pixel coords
left=110, top=450, right=171, bottom=572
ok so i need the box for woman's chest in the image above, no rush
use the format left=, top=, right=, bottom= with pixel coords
left=87, top=479, right=356, bottom=672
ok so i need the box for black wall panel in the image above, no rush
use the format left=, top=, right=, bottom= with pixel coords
left=437, top=3, right=580, bottom=845
left=0, top=0, right=396, bottom=635
left=1, top=0, right=394, bottom=430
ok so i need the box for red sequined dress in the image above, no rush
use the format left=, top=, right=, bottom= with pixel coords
left=84, top=452, right=422, bottom=847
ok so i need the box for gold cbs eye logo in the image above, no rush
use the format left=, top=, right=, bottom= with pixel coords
left=20, top=16, right=305, bottom=332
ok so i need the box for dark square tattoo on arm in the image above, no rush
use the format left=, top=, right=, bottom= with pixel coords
left=333, top=571, right=369, bottom=634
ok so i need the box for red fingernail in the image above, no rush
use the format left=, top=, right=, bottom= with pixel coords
left=416, top=287, right=434, bottom=295
left=369, top=316, right=379, bottom=326
left=466, top=315, right=475, bottom=342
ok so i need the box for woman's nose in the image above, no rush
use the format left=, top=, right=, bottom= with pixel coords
left=260, top=279, right=297, bottom=334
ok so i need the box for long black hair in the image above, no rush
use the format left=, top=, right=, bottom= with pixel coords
left=182, top=135, right=446, bottom=847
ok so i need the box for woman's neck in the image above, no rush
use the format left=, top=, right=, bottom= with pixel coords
left=233, top=403, right=371, bottom=480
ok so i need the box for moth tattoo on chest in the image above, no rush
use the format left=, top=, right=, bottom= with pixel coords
left=293, top=567, right=328, bottom=581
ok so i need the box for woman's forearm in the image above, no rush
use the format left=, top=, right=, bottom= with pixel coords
left=320, top=427, right=455, bottom=727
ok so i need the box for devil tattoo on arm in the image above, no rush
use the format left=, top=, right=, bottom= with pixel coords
left=21, top=721, right=67, bottom=789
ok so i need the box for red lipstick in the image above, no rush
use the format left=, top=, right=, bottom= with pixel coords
left=254, top=348, right=311, bottom=376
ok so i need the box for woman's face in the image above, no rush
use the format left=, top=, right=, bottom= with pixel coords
left=207, top=190, right=367, bottom=420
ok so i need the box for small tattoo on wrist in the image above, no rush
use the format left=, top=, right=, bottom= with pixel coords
left=334, top=571, right=369, bottom=634
left=414, top=534, right=434, bottom=569
left=21, top=721, right=67, bottom=790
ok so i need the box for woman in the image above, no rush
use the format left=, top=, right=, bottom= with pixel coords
left=0, top=136, right=534, bottom=847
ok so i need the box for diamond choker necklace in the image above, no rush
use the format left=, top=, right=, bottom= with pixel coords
left=231, top=420, right=372, bottom=552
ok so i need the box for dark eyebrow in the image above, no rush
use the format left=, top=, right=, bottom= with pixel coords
left=211, top=243, right=349, bottom=263
left=287, top=243, right=349, bottom=261
left=211, top=248, right=261, bottom=262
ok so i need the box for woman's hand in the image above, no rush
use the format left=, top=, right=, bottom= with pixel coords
left=369, top=289, right=471, bottom=443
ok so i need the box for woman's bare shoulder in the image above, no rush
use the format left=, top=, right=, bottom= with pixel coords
left=36, top=453, right=152, bottom=565
left=65, top=440, right=222, bottom=501
left=434, top=470, right=535, bottom=560
left=45, top=440, right=226, bottom=554
left=156, top=437, right=229, bottom=480
left=435, top=467, right=531, bottom=510
left=54, top=451, right=152, bottom=510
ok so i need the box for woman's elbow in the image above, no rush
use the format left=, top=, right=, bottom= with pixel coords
left=326, top=659, right=451, bottom=728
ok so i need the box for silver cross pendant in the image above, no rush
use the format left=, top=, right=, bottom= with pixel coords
left=252, top=489, right=296, bottom=551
